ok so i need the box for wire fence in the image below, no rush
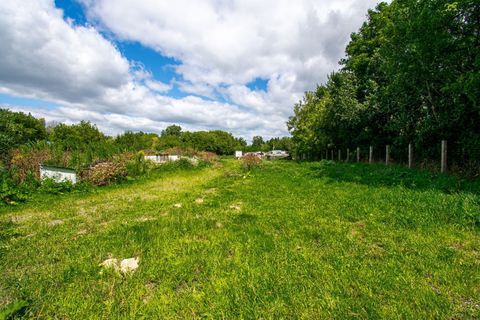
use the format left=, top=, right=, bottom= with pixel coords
left=301, top=140, right=480, bottom=176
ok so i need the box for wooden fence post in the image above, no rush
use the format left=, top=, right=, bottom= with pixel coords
left=347, top=148, right=350, bottom=162
left=386, top=145, right=390, bottom=165
left=408, top=144, right=413, bottom=168
left=338, top=149, right=341, bottom=161
left=357, top=147, right=360, bottom=162
left=369, top=146, right=373, bottom=164
left=441, top=140, right=447, bottom=173
left=331, top=149, right=334, bottom=161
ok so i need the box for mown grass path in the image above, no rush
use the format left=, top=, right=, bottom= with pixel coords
left=1, top=160, right=479, bottom=319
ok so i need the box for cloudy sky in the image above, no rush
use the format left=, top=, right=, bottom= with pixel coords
left=0, top=0, right=381, bottom=139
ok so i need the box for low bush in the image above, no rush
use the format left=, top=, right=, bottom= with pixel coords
left=0, top=175, right=28, bottom=205
left=38, top=178, right=76, bottom=195
left=196, top=151, right=219, bottom=163
left=9, top=147, right=51, bottom=182
left=174, top=158, right=196, bottom=169
left=125, top=151, right=153, bottom=177
left=241, top=154, right=262, bottom=171
left=83, top=161, right=127, bottom=186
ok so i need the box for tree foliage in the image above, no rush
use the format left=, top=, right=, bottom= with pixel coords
left=0, top=109, right=46, bottom=162
left=288, top=0, right=480, bottom=167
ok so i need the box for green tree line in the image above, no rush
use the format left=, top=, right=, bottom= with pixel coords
left=288, top=0, right=479, bottom=169
left=1, top=108, right=292, bottom=169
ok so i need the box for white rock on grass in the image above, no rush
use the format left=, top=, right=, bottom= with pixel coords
left=173, top=203, right=182, bottom=208
left=100, top=257, right=140, bottom=274
left=100, top=258, right=119, bottom=272
left=229, top=204, right=241, bottom=211
left=120, top=257, right=140, bottom=274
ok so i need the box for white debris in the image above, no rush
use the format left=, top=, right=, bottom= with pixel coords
left=100, top=258, right=119, bottom=271
left=100, top=257, right=140, bottom=274
left=195, top=198, right=204, bottom=204
left=48, top=219, right=64, bottom=226
left=120, top=257, right=139, bottom=273
left=173, top=203, right=182, bottom=208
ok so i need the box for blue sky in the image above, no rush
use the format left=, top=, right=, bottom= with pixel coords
left=0, top=0, right=380, bottom=138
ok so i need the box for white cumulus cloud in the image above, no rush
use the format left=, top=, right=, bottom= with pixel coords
left=0, top=0, right=382, bottom=140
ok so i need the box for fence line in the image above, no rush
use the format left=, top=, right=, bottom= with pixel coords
left=311, top=140, right=450, bottom=173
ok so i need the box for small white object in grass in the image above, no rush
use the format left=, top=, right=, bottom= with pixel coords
left=195, top=198, right=204, bottom=204
left=100, top=257, right=140, bottom=274
left=229, top=204, right=241, bottom=211
left=100, top=258, right=119, bottom=271
left=120, top=257, right=139, bottom=273
left=173, top=203, right=182, bottom=208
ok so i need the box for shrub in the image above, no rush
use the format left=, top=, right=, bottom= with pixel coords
left=196, top=151, right=219, bottom=163
left=9, top=148, right=51, bottom=182
left=39, top=178, right=75, bottom=195
left=125, top=151, right=151, bottom=177
left=83, top=161, right=127, bottom=186
left=241, top=154, right=262, bottom=171
left=0, top=170, right=27, bottom=205
left=175, top=158, right=196, bottom=169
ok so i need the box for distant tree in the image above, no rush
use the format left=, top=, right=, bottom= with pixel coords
left=161, top=125, right=182, bottom=137
left=235, top=137, right=247, bottom=149
left=50, top=121, right=106, bottom=151
left=266, top=137, right=293, bottom=152
left=251, top=136, right=264, bottom=150
left=115, top=131, right=159, bottom=152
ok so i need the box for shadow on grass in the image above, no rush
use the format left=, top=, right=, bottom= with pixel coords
left=307, top=160, right=480, bottom=195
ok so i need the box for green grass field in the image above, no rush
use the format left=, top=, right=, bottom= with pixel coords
left=1, top=160, right=479, bottom=319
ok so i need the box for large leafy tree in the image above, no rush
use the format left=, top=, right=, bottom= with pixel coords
left=289, top=0, right=480, bottom=166
left=50, top=121, right=106, bottom=151
left=0, top=108, right=47, bottom=162
left=115, top=131, right=159, bottom=151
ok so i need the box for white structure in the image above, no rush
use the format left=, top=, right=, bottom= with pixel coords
left=40, top=165, right=77, bottom=184
left=266, top=150, right=289, bottom=159
left=235, top=151, right=243, bottom=159
left=145, top=154, right=179, bottom=163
